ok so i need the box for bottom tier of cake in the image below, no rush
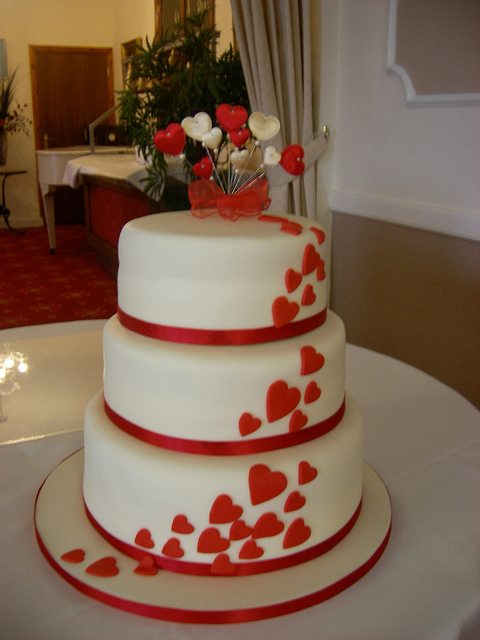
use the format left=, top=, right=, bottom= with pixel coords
left=83, top=392, right=365, bottom=576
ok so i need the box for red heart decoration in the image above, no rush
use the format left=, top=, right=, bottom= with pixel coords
left=197, top=528, right=230, bottom=554
left=299, top=461, right=318, bottom=485
left=302, top=243, right=321, bottom=275
left=272, top=296, right=299, bottom=328
left=252, top=512, right=285, bottom=539
left=162, top=537, right=184, bottom=558
left=280, top=144, right=305, bottom=175
left=285, top=268, right=302, bottom=293
left=61, top=548, right=85, bottom=564
left=239, top=412, right=262, bottom=437
left=305, top=381, right=321, bottom=404
left=317, top=260, right=326, bottom=281
left=211, top=553, right=236, bottom=575
left=280, top=221, right=303, bottom=236
left=134, top=554, right=158, bottom=576
left=310, top=226, right=326, bottom=244
left=239, top=539, right=264, bottom=560
left=210, top=494, right=243, bottom=524
left=171, top=514, right=194, bottom=534
left=153, top=123, right=186, bottom=156
left=301, top=284, right=316, bottom=306
left=135, top=528, right=154, bottom=549
left=283, top=518, right=311, bottom=549
left=216, top=103, right=248, bottom=131
left=300, top=346, right=325, bottom=375
left=193, top=157, right=213, bottom=178
left=229, top=520, right=253, bottom=541
left=289, top=409, right=308, bottom=432
left=229, top=127, right=250, bottom=147
left=249, top=464, right=288, bottom=506
left=267, top=380, right=301, bottom=423
left=85, top=556, right=119, bottom=577
left=284, top=491, right=306, bottom=512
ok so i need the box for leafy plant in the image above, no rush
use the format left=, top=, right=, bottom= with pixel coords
left=118, top=9, right=250, bottom=201
left=0, top=69, right=31, bottom=136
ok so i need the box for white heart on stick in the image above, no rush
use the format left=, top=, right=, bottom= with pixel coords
left=181, top=112, right=212, bottom=141
left=230, top=148, right=249, bottom=169
left=263, top=145, right=282, bottom=166
left=202, top=127, right=223, bottom=150
left=248, top=112, right=280, bottom=141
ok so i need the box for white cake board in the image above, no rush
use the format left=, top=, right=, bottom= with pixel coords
left=34, top=449, right=392, bottom=624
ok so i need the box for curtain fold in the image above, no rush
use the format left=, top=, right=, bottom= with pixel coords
left=231, top=0, right=327, bottom=218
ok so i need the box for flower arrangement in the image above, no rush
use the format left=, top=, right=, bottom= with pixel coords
left=152, top=104, right=305, bottom=220
left=0, top=69, right=31, bottom=137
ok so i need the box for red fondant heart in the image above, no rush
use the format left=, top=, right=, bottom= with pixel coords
left=285, top=268, right=302, bottom=293
left=284, top=491, right=306, bottom=512
left=310, top=226, right=326, bottom=245
left=85, top=556, right=119, bottom=577
left=317, top=260, right=326, bottom=281
left=302, top=243, right=321, bottom=275
left=162, top=537, right=184, bottom=558
left=211, top=553, right=236, bottom=575
left=210, top=494, right=243, bottom=524
left=171, top=514, right=194, bottom=534
left=229, top=520, right=253, bottom=541
left=301, top=284, right=316, bottom=306
left=249, top=464, right=288, bottom=506
left=300, top=346, right=325, bottom=375
left=280, top=220, right=303, bottom=236
left=267, top=380, right=301, bottom=423
left=239, top=412, right=262, bottom=437
left=283, top=518, right=311, bottom=548
left=134, top=554, right=158, bottom=576
left=197, top=528, right=230, bottom=554
left=135, top=528, right=154, bottom=549
left=229, top=127, right=250, bottom=147
left=216, top=103, right=248, bottom=131
left=153, top=123, right=186, bottom=156
left=305, top=381, right=321, bottom=404
left=61, top=548, right=85, bottom=564
left=289, top=409, right=308, bottom=432
left=252, top=512, right=285, bottom=539
left=299, top=461, right=318, bottom=485
left=193, top=157, right=213, bottom=178
left=239, top=539, right=264, bottom=560
left=272, top=296, right=300, bottom=328
left=280, top=144, right=305, bottom=175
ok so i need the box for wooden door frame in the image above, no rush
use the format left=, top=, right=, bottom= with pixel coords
left=29, top=45, right=115, bottom=152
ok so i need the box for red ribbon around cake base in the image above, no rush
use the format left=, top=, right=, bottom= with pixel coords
left=188, top=177, right=271, bottom=220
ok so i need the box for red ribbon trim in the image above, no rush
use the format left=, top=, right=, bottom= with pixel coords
left=117, top=306, right=327, bottom=345
left=104, top=397, right=346, bottom=456
left=84, top=498, right=363, bottom=578
left=188, top=177, right=271, bottom=220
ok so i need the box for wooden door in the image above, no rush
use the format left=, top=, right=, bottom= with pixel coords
left=30, top=46, right=114, bottom=223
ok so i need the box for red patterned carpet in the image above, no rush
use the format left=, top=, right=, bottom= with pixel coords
left=0, top=225, right=118, bottom=330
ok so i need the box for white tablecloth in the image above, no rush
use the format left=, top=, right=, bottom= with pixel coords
left=1, top=321, right=479, bottom=639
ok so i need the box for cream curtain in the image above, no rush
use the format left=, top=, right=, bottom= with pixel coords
left=230, top=0, right=327, bottom=218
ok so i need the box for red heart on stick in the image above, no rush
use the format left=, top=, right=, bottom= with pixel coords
left=229, top=127, right=250, bottom=147
left=216, top=103, right=248, bottom=131
left=153, top=123, right=186, bottom=155
left=193, top=157, right=213, bottom=178
left=280, top=144, right=305, bottom=175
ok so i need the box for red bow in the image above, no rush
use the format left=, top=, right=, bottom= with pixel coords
left=188, top=178, right=271, bottom=221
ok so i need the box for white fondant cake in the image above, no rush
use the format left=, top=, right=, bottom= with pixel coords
left=82, top=211, right=367, bottom=577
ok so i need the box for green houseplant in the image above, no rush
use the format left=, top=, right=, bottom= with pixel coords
left=0, top=69, right=31, bottom=165
left=118, top=9, right=250, bottom=202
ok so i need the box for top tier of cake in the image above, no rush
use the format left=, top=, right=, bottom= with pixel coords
left=117, top=211, right=328, bottom=339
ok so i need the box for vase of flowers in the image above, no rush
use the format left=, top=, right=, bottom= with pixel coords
left=0, top=69, right=31, bottom=165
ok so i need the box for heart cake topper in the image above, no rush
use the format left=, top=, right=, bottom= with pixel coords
left=152, top=106, right=311, bottom=220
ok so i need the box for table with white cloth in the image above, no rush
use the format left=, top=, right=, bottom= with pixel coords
left=1, top=320, right=479, bottom=640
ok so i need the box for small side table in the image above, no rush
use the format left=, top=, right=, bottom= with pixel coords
left=0, top=169, right=27, bottom=236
